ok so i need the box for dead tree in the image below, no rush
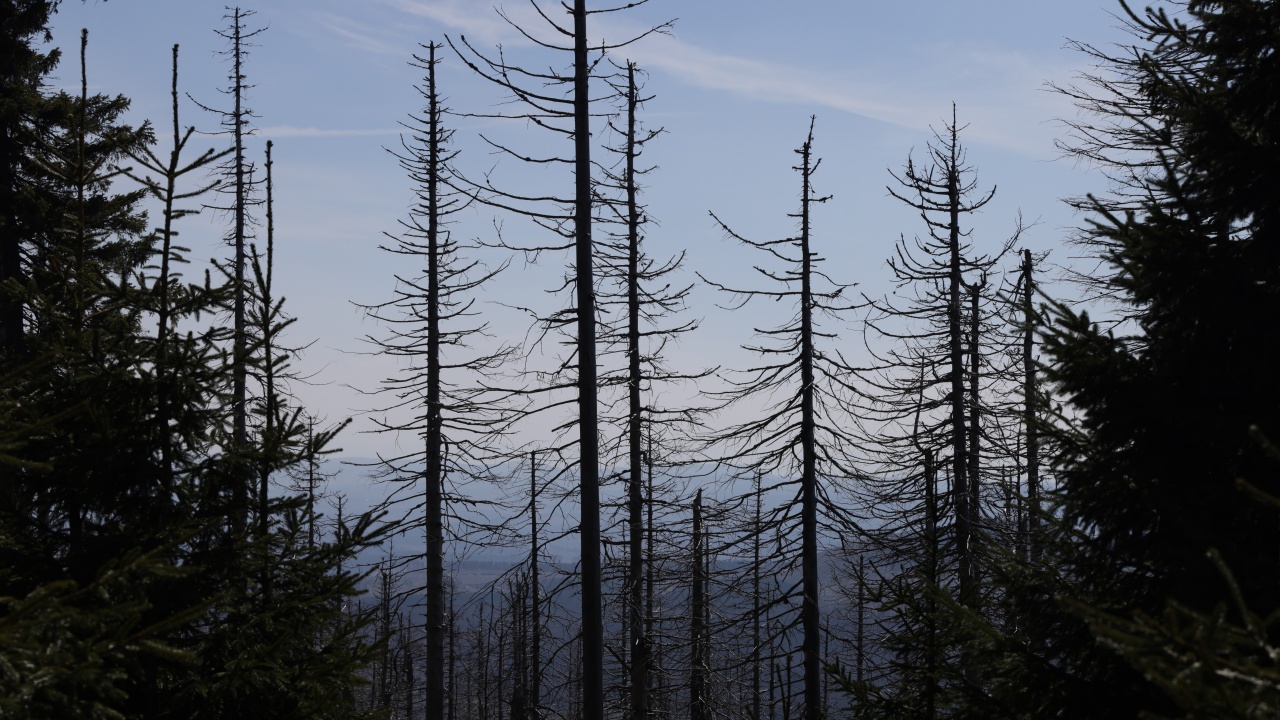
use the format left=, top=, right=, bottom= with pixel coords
left=360, top=42, right=517, bottom=720
left=852, top=107, right=1019, bottom=708
left=195, top=6, right=266, bottom=533
left=594, top=60, right=710, bottom=720
left=445, top=6, right=671, bottom=719
left=690, top=489, right=708, bottom=720
left=1019, top=249, right=1041, bottom=561
left=700, top=118, right=863, bottom=720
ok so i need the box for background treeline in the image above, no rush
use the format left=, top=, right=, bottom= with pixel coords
left=4, top=1, right=1280, bottom=720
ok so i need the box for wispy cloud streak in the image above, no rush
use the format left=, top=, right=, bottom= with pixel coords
left=329, top=0, right=1073, bottom=155
left=259, top=125, right=401, bottom=138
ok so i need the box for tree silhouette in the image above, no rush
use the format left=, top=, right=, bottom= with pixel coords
left=964, top=1, right=1280, bottom=717
left=0, top=0, right=60, bottom=356
left=360, top=41, right=517, bottom=720
left=193, top=6, right=266, bottom=534
left=701, top=118, right=862, bottom=720
left=593, top=60, right=711, bottom=720
left=445, top=5, right=670, bottom=718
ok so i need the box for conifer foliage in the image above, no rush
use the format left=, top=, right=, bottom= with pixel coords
left=1037, top=0, right=1280, bottom=715
left=0, top=5, right=386, bottom=719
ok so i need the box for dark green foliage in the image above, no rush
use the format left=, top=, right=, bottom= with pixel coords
left=0, top=0, right=61, bottom=353
left=0, top=8, right=386, bottom=719
left=926, top=2, right=1280, bottom=719
left=167, top=504, right=386, bottom=720
left=0, top=547, right=199, bottom=720
left=1047, top=0, right=1280, bottom=615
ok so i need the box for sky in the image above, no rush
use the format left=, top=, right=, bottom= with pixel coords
left=45, top=0, right=1135, bottom=460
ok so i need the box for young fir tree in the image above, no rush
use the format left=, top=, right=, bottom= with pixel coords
left=1, top=22, right=389, bottom=719
left=949, top=2, right=1280, bottom=719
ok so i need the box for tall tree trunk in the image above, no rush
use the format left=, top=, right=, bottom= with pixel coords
left=530, top=451, right=542, bottom=720
left=797, top=124, right=822, bottom=720
left=571, top=4, right=604, bottom=718
left=645, top=441, right=658, bottom=711
left=380, top=568, right=394, bottom=711
left=622, top=63, right=651, bottom=720
left=945, top=121, right=973, bottom=610
left=752, top=474, right=764, bottom=720
left=1021, top=249, right=1040, bottom=562
left=691, top=489, right=707, bottom=720
left=856, top=555, right=865, bottom=685
left=966, top=280, right=983, bottom=584
left=306, top=419, right=316, bottom=548
left=497, top=609, right=506, bottom=720
left=424, top=41, right=448, bottom=720
left=924, top=450, right=938, bottom=720
left=449, top=584, right=458, bottom=720
left=478, top=599, right=488, bottom=720
left=230, top=7, right=249, bottom=534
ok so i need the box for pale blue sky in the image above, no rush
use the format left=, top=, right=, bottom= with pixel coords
left=47, top=1, right=1130, bottom=458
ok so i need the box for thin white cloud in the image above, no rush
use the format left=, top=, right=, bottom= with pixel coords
left=311, top=11, right=406, bottom=57
left=622, top=33, right=1074, bottom=156
left=259, top=125, right=402, bottom=138
left=382, top=0, right=535, bottom=46
left=344, top=1, right=1075, bottom=156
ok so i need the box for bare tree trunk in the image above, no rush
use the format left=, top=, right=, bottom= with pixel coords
left=965, top=279, right=985, bottom=603
left=797, top=125, right=822, bottom=720
left=530, top=452, right=542, bottom=720
left=645, top=442, right=658, bottom=714
left=381, top=568, right=394, bottom=711
left=752, top=475, right=763, bottom=720
left=967, top=281, right=982, bottom=543
left=947, top=146, right=972, bottom=609
left=479, top=599, right=488, bottom=720
left=924, top=451, right=938, bottom=720
left=307, top=419, right=317, bottom=549
left=691, top=489, right=707, bottom=720
left=1021, top=249, right=1040, bottom=562
left=230, top=7, right=249, bottom=534
left=423, top=41, right=448, bottom=720
left=449, top=583, right=458, bottom=720
left=620, top=63, right=651, bottom=720
left=856, top=555, right=865, bottom=685
left=497, top=608, right=506, bottom=720
left=945, top=123, right=974, bottom=611
left=571, top=4, right=604, bottom=718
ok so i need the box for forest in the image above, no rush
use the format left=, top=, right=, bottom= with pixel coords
left=3, top=0, right=1280, bottom=719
